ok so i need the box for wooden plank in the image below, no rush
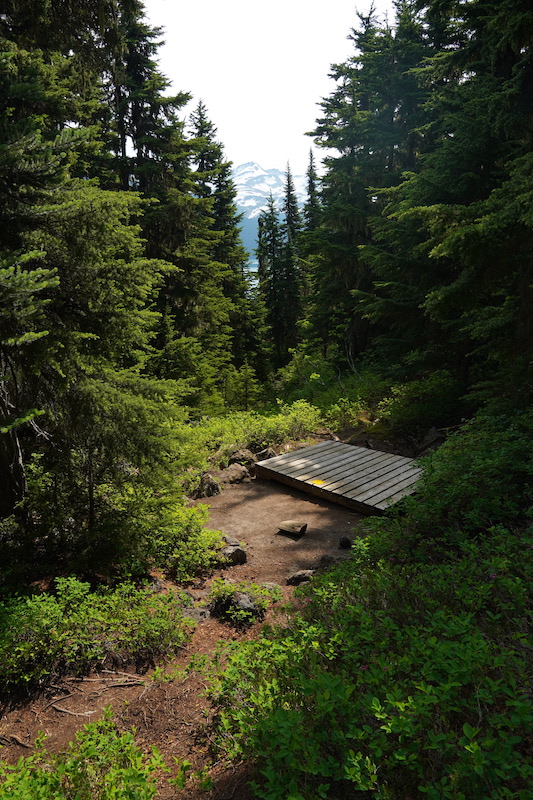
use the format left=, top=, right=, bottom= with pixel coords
left=345, top=465, right=422, bottom=504
left=335, top=468, right=416, bottom=501
left=316, top=453, right=408, bottom=493
left=346, top=459, right=422, bottom=493
left=274, top=447, right=383, bottom=481
left=373, top=475, right=424, bottom=509
left=257, top=446, right=340, bottom=474
left=264, top=446, right=363, bottom=475
left=256, top=441, right=338, bottom=467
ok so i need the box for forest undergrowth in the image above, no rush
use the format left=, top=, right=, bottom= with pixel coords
left=2, top=0, right=533, bottom=796
left=1, top=386, right=532, bottom=799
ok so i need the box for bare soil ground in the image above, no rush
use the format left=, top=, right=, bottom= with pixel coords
left=0, top=467, right=364, bottom=799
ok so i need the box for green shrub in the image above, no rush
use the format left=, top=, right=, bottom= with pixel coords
left=211, top=527, right=533, bottom=799
left=0, top=708, right=166, bottom=799
left=403, top=409, right=533, bottom=539
left=147, top=502, right=224, bottom=581
left=376, top=370, right=463, bottom=434
left=174, top=400, right=323, bottom=478
left=0, top=578, right=193, bottom=695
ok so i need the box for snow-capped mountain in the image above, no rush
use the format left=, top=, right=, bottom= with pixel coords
left=233, top=162, right=307, bottom=220
left=232, top=162, right=307, bottom=256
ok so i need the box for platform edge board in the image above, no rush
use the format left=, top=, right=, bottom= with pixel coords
left=343, top=468, right=422, bottom=504
left=375, top=479, right=423, bottom=509
left=255, top=440, right=339, bottom=464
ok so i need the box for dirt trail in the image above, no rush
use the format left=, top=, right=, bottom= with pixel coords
left=192, top=478, right=361, bottom=583
left=0, top=475, right=362, bottom=799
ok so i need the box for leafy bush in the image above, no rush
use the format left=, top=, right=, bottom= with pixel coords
left=0, top=578, right=193, bottom=696
left=376, top=370, right=463, bottom=434
left=146, top=501, right=224, bottom=582
left=210, top=528, right=533, bottom=799
left=0, top=708, right=166, bottom=799
left=277, top=352, right=390, bottom=429
left=175, top=400, right=323, bottom=477
left=403, top=409, right=533, bottom=539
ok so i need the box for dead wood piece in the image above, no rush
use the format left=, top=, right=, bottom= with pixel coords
left=51, top=704, right=99, bottom=717
left=106, top=680, right=145, bottom=689
left=0, top=734, right=32, bottom=749
left=101, top=669, right=143, bottom=679
left=44, top=692, right=75, bottom=711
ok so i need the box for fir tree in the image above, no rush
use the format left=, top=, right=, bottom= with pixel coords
left=303, top=149, right=321, bottom=233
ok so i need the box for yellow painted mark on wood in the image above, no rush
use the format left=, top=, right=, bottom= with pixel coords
left=310, top=479, right=325, bottom=485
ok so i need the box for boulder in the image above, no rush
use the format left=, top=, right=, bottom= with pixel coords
left=233, top=592, right=258, bottom=614
left=286, top=569, right=314, bottom=586
left=217, top=463, right=251, bottom=484
left=228, top=448, right=256, bottom=466
left=220, top=545, right=247, bottom=566
left=193, top=472, right=221, bottom=499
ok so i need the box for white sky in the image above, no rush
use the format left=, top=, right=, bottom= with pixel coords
left=143, top=0, right=395, bottom=175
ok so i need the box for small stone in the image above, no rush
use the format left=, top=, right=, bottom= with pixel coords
left=262, top=582, right=281, bottom=592
left=182, top=607, right=211, bottom=623
left=220, top=545, right=247, bottom=566
left=339, top=536, right=353, bottom=549
left=286, top=570, right=314, bottom=586
left=222, top=534, right=241, bottom=547
left=278, top=520, right=308, bottom=537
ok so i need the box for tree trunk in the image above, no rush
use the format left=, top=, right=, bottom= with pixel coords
left=0, top=390, right=27, bottom=518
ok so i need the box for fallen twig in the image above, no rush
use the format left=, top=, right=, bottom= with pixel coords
left=101, top=681, right=145, bottom=690
left=44, top=692, right=75, bottom=711
left=0, top=734, right=32, bottom=748
left=101, top=669, right=143, bottom=679
left=51, top=705, right=98, bottom=717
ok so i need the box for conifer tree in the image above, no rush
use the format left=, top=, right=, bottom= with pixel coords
left=256, top=195, right=286, bottom=367
left=303, top=149, right=321, bottom=233
left=307, top=2, right=430, bottom=368
left=356, top=0, right=533, bottom=396
left=279, top=164, right=303, bottom=355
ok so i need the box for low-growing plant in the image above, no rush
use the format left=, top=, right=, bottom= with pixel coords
left=0, top=708, right=167, bottom=799
left=210, top=525, right=533, bottom=799
left=376, top=370, right=463, bottom=434
left=402, top=409, right=533, bottom=539
left=0, top=577, right=193, bottom=696
left=174, top=399, right=323, bottom=477
left=147, top=501, right=224, bottom=581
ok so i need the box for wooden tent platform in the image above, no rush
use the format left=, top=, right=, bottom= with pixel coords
left=255, top=440, right=422, bottom=514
